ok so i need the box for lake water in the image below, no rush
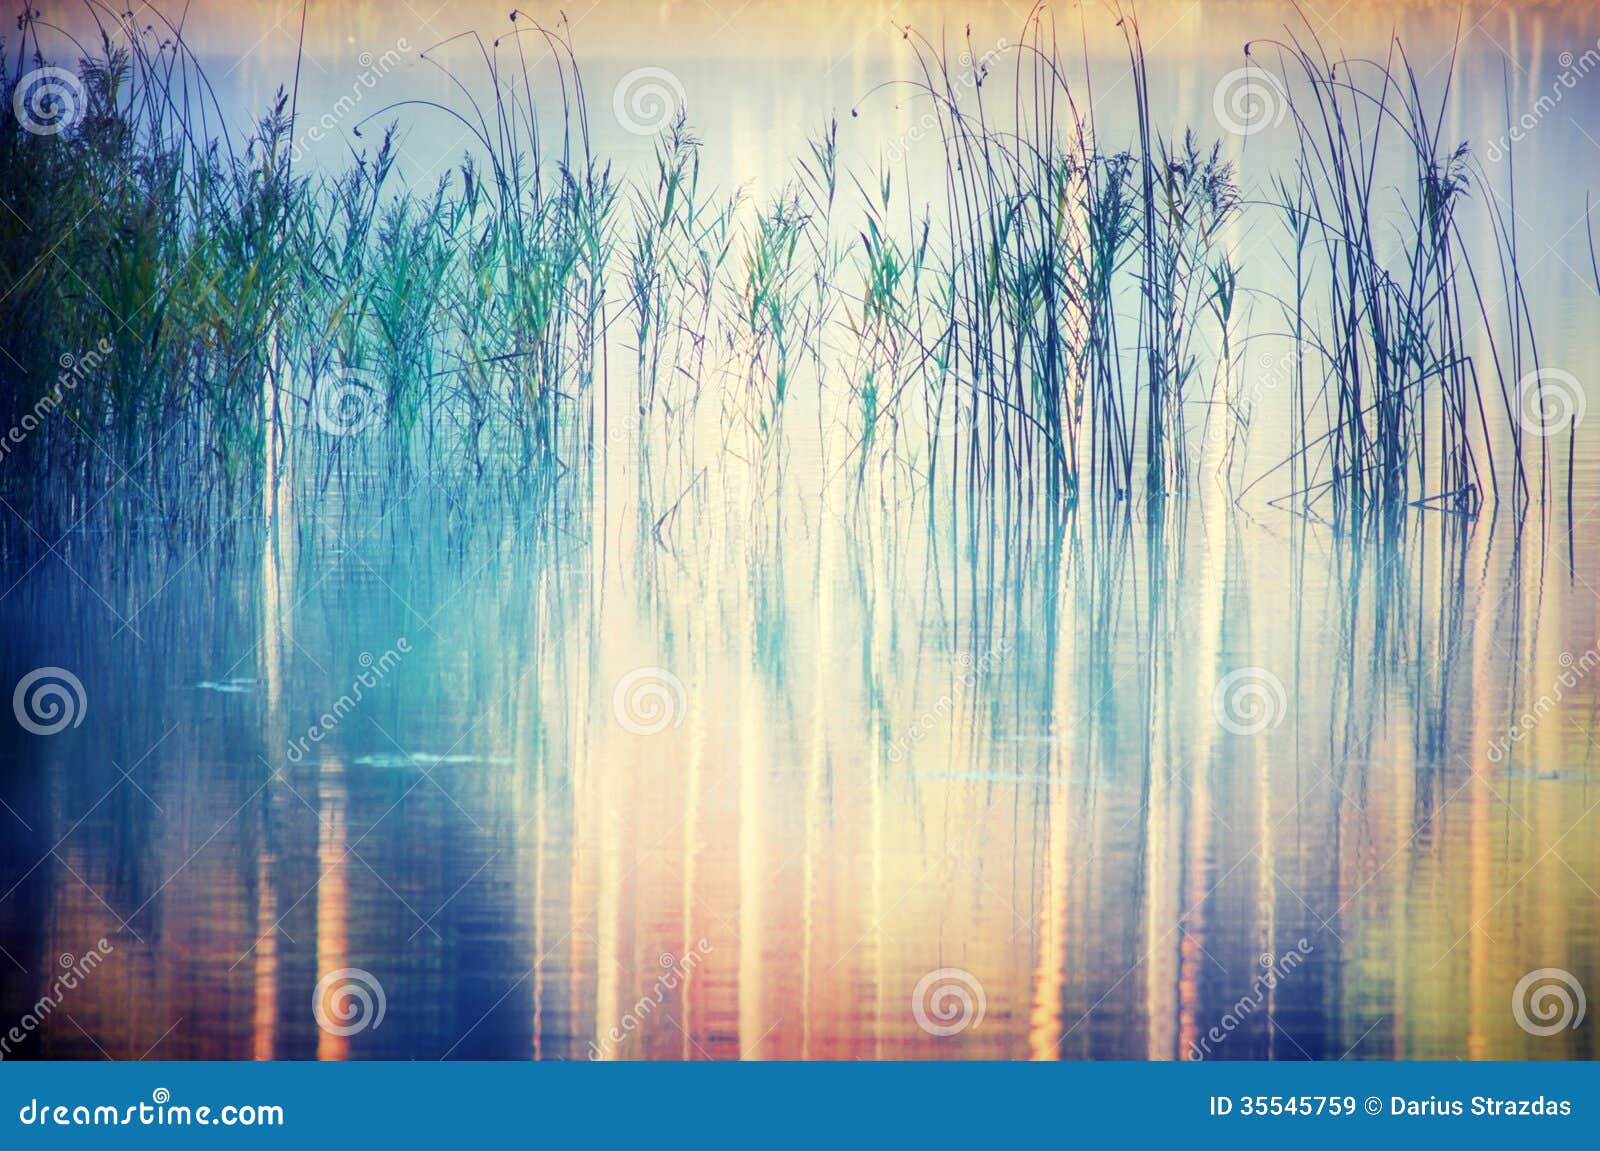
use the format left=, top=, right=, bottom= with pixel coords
left=1, top=0, right=1597, bottom=1061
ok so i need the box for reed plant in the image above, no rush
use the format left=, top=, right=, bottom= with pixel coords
left=1240, top=27, right=1523, bottom=516
left=0, top=2, right=1573, bottom=544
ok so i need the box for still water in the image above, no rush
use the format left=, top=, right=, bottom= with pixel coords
left=3, top=460, right=1597, bottom=1060
left=1, top=0, right=1598, bottom=1060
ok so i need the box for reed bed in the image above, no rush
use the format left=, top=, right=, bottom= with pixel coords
left=0, top=3, right=1575, bottom=541
left=1237, top=26, right=1530, bottom=517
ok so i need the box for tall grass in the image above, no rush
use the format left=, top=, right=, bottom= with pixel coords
left=1239, top=26, right=1540, bottom=518
left=0, top=3, right=1574, bottom=542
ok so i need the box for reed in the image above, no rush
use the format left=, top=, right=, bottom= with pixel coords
left=0, top=2, right=1571, bottom=543
left=728, top=188, right=811, bottom=466
left=1240, top=24, right=1530, bottom=517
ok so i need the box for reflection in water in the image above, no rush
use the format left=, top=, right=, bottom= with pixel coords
left=2, top=482, right=1596, bottom=1060
left=314, top=763, right=348, bottom=1063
